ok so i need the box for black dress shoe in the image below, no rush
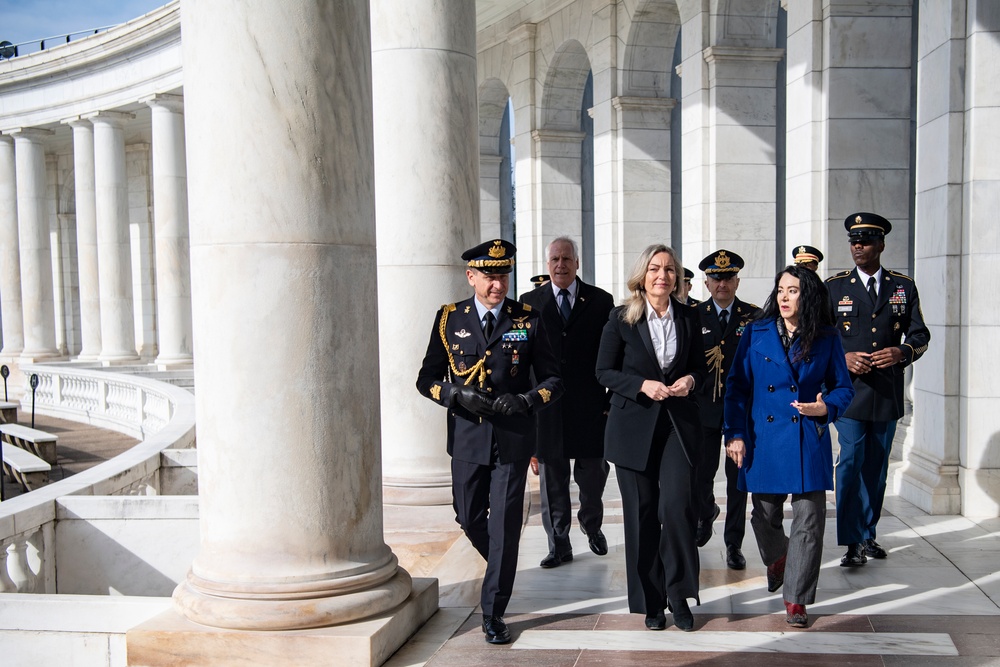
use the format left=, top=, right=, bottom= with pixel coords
left=644, top=610, right=666, bottom=631
left=668, top=598, right=694, bottom=631
left=586, top=530, right=609, bottom=556
left=539, top=550, right=573, bottom=568
left=840, top=542, right=868, bottom=567
left=482, top=615, right=511, bottom=644
left=864, top=538, right=887, bottom=559
left=726, top=544, right=746, bottom=570
left=766, top=554, right=786, bottom=592
left=695, top=504, right=721, bottom=547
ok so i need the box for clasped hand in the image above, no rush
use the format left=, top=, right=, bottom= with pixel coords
left=454, top=386, right=496, bottom=416
left=640, top=376, right=694, bottom=401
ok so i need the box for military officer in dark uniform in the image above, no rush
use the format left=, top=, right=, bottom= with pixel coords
left=692, top=250, right=758, bottom=569
left=681, top=268, right=698, bottom=305
left=827, top=213, right=929, bottom=566
left=792, top=245, right=824, bottom=272
left=520, top=237, right=615, bottom=568
left=416, top=239, right=563, bottom=644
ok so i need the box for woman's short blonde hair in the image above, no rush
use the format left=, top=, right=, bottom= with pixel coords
left=620, top=244, right=684, bottom=325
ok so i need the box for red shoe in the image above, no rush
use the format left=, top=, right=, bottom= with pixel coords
left=766, top=555, right=786, bottom=592
left=784, top=601, right=807, bottom=628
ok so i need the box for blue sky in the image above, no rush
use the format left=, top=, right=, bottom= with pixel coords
left=1, top=0, right=165, bottom=47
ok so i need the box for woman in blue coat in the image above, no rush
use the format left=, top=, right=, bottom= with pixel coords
left=724, top=265, right=854, bottom=628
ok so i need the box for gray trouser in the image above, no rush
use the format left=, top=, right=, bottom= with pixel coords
left=750, top=491, right=826, bottom=605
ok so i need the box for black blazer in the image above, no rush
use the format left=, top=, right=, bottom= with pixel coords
left=596, top=297, right=707, bottom=471
left=416, top=296, right=564, bottom=465
left=519, top=279, right=615, bottom=460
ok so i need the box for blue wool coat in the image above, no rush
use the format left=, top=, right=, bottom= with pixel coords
left=723, top=320, right=854, bottom=494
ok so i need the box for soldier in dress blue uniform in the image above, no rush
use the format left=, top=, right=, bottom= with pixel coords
left=681, top=268, right=698, bottom=305
left=792, top=245, right=824, bottom=272
left=692, top=250, right=759, bottom=569
left=827, top=213, right=930, bottom=566
left=416, top=239, right=563, bottom=644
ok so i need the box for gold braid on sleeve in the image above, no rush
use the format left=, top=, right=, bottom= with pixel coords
left=438, top=306, right=487, bottom=388
left=705, top=345, right=725, bottom=401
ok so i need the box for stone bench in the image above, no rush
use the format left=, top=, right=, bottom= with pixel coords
left=0, top=423, right=58, bottom=465
left=2, top=442, right=51, bottom=491
left=0, top=401, right=17, bottom=424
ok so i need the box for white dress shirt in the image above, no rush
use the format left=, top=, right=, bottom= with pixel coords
left=855, top=266, right=883, bottom=297
left=646, top=298, right=677, bottom=370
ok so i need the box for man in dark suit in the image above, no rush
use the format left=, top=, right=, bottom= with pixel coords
left=792, top=245, right=824, bottom=272
left=827, top=213, right=930, bottom=566
left=416, top=239, right=563, bottom=644
left=692, top=249, right=758, bottom=569
left=519, top=237, right=615, bottom=568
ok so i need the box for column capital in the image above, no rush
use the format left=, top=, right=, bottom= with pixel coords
left=83, top=111, right=136, bottom=127
left=703, top=45, right=785, bottom=64
left=141, top=93, right=185, bottom=113
left=61, top=116, right=93, bottom=130
left=531, top=129, right=586, bottom=144
left=612, top=96, right=677, bottom=113
left=6, top=127, right=55, bottom=141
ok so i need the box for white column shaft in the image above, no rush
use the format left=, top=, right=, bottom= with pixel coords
left=12, top=129, right=58, bottom=360
left=371, top=0, right=480, bottom=505
left=147, top=97, right=193, bottom=365
left=0, top=137, right=24, bottom=356
left=90, top=113, right=138, bottom=362
left=175, top=0, right=409, bottom=629
left=66, top=121, right=102, bottom=360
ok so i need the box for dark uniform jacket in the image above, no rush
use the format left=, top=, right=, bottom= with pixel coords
left=519, top=279, right=615, bottom=461
left=416, top=296, right=564, bottom=465
left=827, top=267, right=930, bottom=422
left=596, top=299, right=707, bottom=471
left=695, top=297, right=759, bottom=428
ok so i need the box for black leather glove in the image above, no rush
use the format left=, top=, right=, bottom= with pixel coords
left=454, top=386, right=496, bottom=416
left=493, top=393, right=529, bottom=416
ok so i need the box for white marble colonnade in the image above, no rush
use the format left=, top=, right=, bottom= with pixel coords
left=172, top=0, right=411, bottom=631
left=0, top=136, right=24, bottom=358
left=371, top=0, right=480, bottom=505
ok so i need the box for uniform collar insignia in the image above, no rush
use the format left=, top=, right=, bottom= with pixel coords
left=455, top=329, right=472, bottom=338
left=512, top=315, right=529, bottom=323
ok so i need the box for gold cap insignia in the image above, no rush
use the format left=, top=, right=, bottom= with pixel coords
left=855, top=215, right=863, bottom=224
left=798, top=246, right=806, bottom=255
left=715, top=251, right=730, bottom=269
left=488, top=240, right=506, bottom=258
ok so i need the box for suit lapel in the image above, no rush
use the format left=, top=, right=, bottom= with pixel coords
left=754, top=322, right=796, bottom=383
left=565, top=280, right=592, bottom=327
left=635, top=312, right=662, bottom=378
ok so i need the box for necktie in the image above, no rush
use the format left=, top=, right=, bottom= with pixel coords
left=719, top=309, right=729, bottom=331
left=867, top=276, right=877, bottom=304
left=558, top=288, right=572, bottom=322
left=484, top=311, right=495, bottom=339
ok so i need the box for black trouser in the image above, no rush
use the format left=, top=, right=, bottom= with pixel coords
left=538, top=456, right=610, bottom=552
left=693, top=424, right=747, bottom=548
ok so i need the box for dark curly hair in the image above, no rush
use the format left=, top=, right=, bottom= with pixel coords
left=757, top=264, right=835, bottom=361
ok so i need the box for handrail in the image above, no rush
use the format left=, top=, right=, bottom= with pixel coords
left=0, top=26, right=120, bottom=60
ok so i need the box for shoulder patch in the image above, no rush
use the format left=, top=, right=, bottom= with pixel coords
left=521, top=303, right=532, bottom=312
left=885, top=269, right=913, bottom=282
left=827, top=271, right=851, bottom=281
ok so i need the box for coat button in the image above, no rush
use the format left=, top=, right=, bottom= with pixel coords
left=792, top=415, right=799, bottom=423
left=485, top=350, right=492, bottom=356
left=790, top=385, right=797, bottom=392
left=872, top=342, right=878, bottom=348
left=767, top=415, right=774, bottom=422
left=768, top=385, right=775, bottom=392
left=872, top=327, right=877, bottom=333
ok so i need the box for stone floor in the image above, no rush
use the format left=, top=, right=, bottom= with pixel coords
left=383, top=463, right=1000, bottom=667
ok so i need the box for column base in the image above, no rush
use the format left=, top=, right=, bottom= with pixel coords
left=154, top=356, right=194, bottom=371
left=383, top=475, right=453, bottom=506
left=99, top=355, right=142, bottom=366
left=958, top=467, right=1000, bottom=517
left=127, top=577, right=438, bottom=667
left=895, top=449, right=962, bottom=515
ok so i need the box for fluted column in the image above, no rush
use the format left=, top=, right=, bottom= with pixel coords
left=371, top=0, right=479, bottom=505
left=173, top=0, right=411, bottom=630
left=10, top=128, right=59, bottom=361
left=86, top=111, right=139, bottom=363
left=144, top=94, right=193, bottom=367
left=0, top=136, right=24, bottom=358
left=63, top=119, right=102, bottom=360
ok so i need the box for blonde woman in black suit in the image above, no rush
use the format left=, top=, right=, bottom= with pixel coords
left=596, top=244, right=707, bottom=631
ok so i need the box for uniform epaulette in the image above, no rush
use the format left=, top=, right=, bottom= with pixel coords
left=885, top=269, right=913, bottom=282
left=749, top=303, right=759, bottom=310
left=521, top=303, right=532, bottom=312
left=827, top=270, right=852, bottom=281
left=443, top=303, right=456, bottom=312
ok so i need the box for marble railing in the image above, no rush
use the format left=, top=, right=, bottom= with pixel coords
left=0, top=363, right=196, bottom=594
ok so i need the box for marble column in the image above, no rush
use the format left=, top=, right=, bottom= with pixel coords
left=63, top=119, right=102, bottom=360
left=86, top=111, right=139, bottom=363
left=508, top=23, right=539, bottom=296
left=371, top=0, right=479, bottom=505
left=0, top=136, right=24, bottom=358
left=10, top=128, right=59, bottom=361
left=172, top=0, right=411, bottom=630
left=144, top=94, right=193, bottom=367
left=480, top=153, right=503, bottom=242
left=530, top=130, right=585, bottom=274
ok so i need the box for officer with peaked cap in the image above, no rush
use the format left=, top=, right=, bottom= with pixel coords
left=530, top=274, right=551, bottom=287
left=681, top=268, right=698, bottom=305
left=826, top=213, right=929, bottom=567
left=792, top=245, right=824, bottom=271
left=416, top=238, right=563, bottom=644
left=692, top=250, right=758, bottom=569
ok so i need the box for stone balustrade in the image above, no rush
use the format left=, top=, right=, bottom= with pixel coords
left=0, top=363, right=196, bottom=595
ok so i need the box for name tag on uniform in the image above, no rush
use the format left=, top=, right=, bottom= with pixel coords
left=502, top=330, right=528, bottom=342
left=838, top=297, right=853, bottom=313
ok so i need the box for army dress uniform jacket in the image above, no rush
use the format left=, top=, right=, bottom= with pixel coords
left=827, top=268, right=930, bottom=422
left=695, top=297, right=759, bottom=428
left=518, top=280, right=615, bottom=461
left=416, top=296, right=564, bottom=465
